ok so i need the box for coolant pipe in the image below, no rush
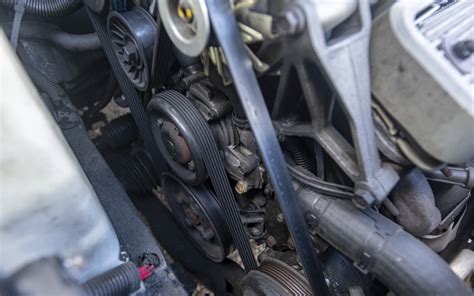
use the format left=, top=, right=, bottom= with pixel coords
left=2, top=22, right=100, bottom=52
left=295, top=183, right=471, bottom=295
left=0, top=0, right=82, bottom=17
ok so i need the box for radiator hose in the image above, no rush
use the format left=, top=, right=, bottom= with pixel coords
left=296, top=183, right=471, bottom=295
left=0, top=0, right=82, bottom=17
left=2, top=22, right=100, bottom=51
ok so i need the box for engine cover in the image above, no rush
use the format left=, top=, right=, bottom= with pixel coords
left=370, top=0, right=474, bottom=164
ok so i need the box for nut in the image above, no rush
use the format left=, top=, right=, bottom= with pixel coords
left=276, top=213, right=284, bottom=223
left=235, top=180, right=249, bottom=194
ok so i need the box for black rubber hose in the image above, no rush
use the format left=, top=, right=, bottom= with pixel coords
left=82, top=262, right=141, bottom=296
left=2, top=22, right=100, bottom=51
left=94, top=114, right=138, bottom=150
left=296, top=183, right=471, bottom=296
left=0, top=0, right=82, bottom=17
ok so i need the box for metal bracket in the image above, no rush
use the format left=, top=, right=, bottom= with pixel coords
left=273, top=0, right=399, bottom=207
left=9, top=0, right=26, bottom=50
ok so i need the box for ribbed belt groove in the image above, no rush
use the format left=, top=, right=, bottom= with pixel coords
left=86, top=8, right=168, bottom=177
left=153, top=90, right=258, bottom=272
left=151, top=25, right=172, bottom=88
left=205, top=0, right=329, bottom=294
left=259, top=261, right=312, bottom=295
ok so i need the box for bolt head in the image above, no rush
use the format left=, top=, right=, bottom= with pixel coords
left=266, top=235, right=277, bottom=247
left=273, top=6, right=305, bottom=36
left=123, top=43, right=138, bottom=64
left=276, top=213, right=284, bottom=223
left=250, top=227, right=260, bottom=236
left=235, top=180, right=249, bottom=194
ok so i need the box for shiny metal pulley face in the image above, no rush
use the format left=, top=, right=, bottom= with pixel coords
left=159, top=0, right=210, bottom=57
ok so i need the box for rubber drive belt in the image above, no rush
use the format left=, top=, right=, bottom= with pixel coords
left=87, top=6, right=258, bottom=272
left=86, top=8, right=168, bottom=177
left=205, top=0, right=329, bottom=295
left=149, top=90, right=258, bottom=272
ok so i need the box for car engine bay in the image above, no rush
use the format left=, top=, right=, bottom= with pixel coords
left=0, top=0, right=473, bottom=295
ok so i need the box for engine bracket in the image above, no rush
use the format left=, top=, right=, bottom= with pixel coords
left=272, top=0, right=399, bottom=207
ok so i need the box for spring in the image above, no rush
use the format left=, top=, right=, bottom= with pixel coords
left=282, top=137, right=314, bottom=173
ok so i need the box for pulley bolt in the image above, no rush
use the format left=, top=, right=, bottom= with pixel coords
left=187, top=160, right=196, bottom=171
left=276, top=213, right=284, bottom=223
left=177, top=0, right=194, bottom=24
left=122, top=43, right=138, bottom=64
left=235, top=180, right=249, bottom=194
left=272, top=5, right=306, bottom=36
left=139, top=253, right=160, bottom=268
left=250, top=227, right=261, bottom=236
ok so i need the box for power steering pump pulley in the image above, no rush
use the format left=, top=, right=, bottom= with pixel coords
left=147, top=90, right=258, bottom=272
left=148, top=93, right=207, bottom=185
left=162, top=173, right=232, bottom=262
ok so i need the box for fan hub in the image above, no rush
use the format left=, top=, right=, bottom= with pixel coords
left=122, top=43, right=138, bottom=64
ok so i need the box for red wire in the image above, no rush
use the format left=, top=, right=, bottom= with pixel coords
left=137, top=265, right=155, bottom=281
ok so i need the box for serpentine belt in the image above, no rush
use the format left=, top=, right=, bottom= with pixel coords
left=149, top=90, right=258, bottom=272
left=86, top=7, right=257, bottom=273
left=205, top=0, right=329, bottom=294
left=86, top=7, right=169, bottom=179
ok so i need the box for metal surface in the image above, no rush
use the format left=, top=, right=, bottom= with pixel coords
left=204, top=1, right=329, bottom=294
left=425, top=166, right=474, bottom=189
left=188, top=80, right=233, bottom=121
left=162, top=173, right=232, bottom=263
left=108, top=7, right=156, bottom=90
left=0, top=36, right=121, bottom=282
left=421, top=204, right=468, bottom=252
left=148, top=90, right=258, bottom=272
left=273, top=0, right=398, bottom=207
left=371, top=0, right=474, bottom=164
left=0, top=258, right=86, bottom=296
left=159, top=0, right=210, bottom=57
left=450, top=249, right=474, bottom=280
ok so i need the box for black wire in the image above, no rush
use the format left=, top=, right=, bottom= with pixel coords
left=287, top=165, right=354, bottom=199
